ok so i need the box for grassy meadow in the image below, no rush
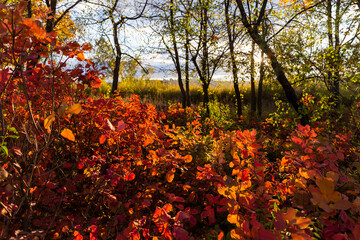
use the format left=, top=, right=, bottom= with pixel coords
left=99, top=79, right=283, bottom=114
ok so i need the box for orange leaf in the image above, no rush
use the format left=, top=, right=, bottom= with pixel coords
left=283, top=208, right=311, bottom=229
left=316, top=177, right=335, bottom=196
left=76, top=52, right=85, bottom=61
left=299, top=168, right=316, bottom=179
left=21, top=18, right=46, bottom=39
left=61, top=128, right=75, bottom=141
left=292, top=230, right=313, bottom=240
left=166, top=169, right=175, bottom=183
left=227, top=214, right=238, bottom=224
left=144, top=138, right=154, bottom=146
left=230, top=229, right=241, bottom=240
left=184, top=155, right=192, bottom=163
left=294, top=216, right=311, bottom=229
left=66, top=103, right=82, bottom=114
left=218, top=231, right=224, bottom=240
left=163, top=203, right=173, bottom=213
left=52, top=232, right=59, bottom=239
left=99, top=135, right=107, bottom=144
left=73, top=230, right=83, bottom=240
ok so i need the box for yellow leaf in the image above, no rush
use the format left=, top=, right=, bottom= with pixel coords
left=66, top=103, right=82, bottom=115
left=44, top=114, right=55, bottom=130
left=61, top=128, right=75, bottom=141
left=230, top=229, right=241, bottom=240
left=299, top=168, right=316, bottom=179
left=227, top=214, right=238, bottom=224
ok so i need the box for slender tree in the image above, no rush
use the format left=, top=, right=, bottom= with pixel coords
left=84, top=0, right=148, bottom=94
left=44, top=0, right=82, bottom=33
left=235, top=0, right=309, bottom=125
left=191, top=0, right=226, bottom=116
left=250, top=40, right=256, bottom=117
left=224, top=0, right=243, bottom=117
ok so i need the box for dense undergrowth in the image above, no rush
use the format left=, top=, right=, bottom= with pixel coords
left=1, top=2, right=360, bottom=240
left=2, top=93, right=360, bottom=239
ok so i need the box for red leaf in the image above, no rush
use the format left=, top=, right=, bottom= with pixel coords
left=218, top=231, right=224, bottom=240
left=353, top=224, right=360, bottom=240
left=73, top=231, right=83, bottom=240
left=0, top=69, right=8, bottom=83
left=46, top=182, right=56, bottom=189
left=78, top=162, right=84, bottom=170
left=117, top=121, right=126, bottom=131
left=124, top=172, right=135, bottom=181
left=99, top=134, right=107, bottom=144
left=63, top=163, right=73, bottom=168
left=258, top=229, right=277, bottom=240
left=173, top=226, right=188, bottom=240
left=292, top=136, right=303, bottom=145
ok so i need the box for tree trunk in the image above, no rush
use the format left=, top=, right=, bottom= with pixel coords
left=257, top=50, right=265, bottom=118
left=235, top=0, right=309, bottom=125
left=170, top=0, right=186, bottom=108
left=333, top=0, right=341, bottom=109
left=250, top=40, right=256, bottom=117
left=201, top=0, right=210, bottom=115
left=202, top=82, right=210, bottom=116
left=224, top=0, right=242, bottom=117
left=250, top=31, right=308, bottom=125
left=185, top=8, right=191, bottom=107
left=46, top=0, right=57, bottom=33
left=112, top=23, right=121, bottom=94
left=185, top=36, right=191, bottom=107
left=27, top=0, right=32, bottom=18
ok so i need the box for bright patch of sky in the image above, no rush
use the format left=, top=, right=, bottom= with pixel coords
left=69, top=0, right=233, bottom=82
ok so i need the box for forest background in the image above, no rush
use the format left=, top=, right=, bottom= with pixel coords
left=0, top=0, right=360, bottom=239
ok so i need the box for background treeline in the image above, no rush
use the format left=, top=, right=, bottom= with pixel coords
left=72, top=0, right=360, bottom=124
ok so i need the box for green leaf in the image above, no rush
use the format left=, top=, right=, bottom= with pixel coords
left=7, top=126, right=18, bottom=134
left=6, top=135, right=19, bottom=139
left=1, top=145, right=8, bottom=156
